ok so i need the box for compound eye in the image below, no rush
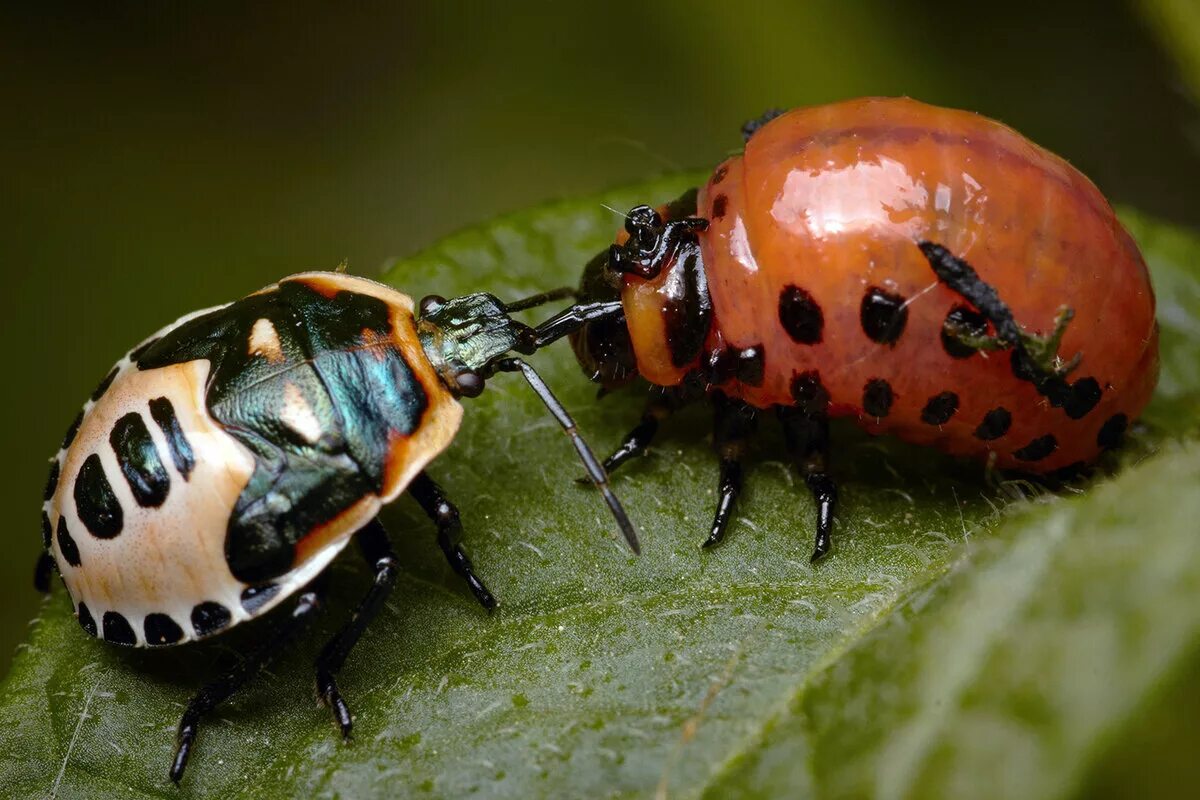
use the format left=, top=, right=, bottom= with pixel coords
left=419, top=295, right=446, bottom=317
left=454, top=369, right=485, bottom=398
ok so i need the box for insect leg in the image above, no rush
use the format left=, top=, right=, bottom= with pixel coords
left=776, top=405, right=838, bottom=562
left=409, top=472, right=496, bottom=610
left=702, top=392, right=759, bottom=549
left=171, top=577, right=327, bottom=784
left=314, top=518, right=400, bottom=739
left=580, top=387, right=691, bottom=481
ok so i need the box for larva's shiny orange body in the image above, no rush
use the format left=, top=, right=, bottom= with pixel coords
left=612, top=98, right=1157, bottom=472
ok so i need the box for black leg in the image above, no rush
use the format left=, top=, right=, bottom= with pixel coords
left=171, top=578, right=327, bottom=784
left=409, top=472, right=496, bottom=610
left=777, top=406, right=838, bottom=562
left=702, top=393, right=758, bottom=549
left=33, top=552, right=55, bottom=593
left=579, top=389, right=688, bottom=481
left=314, top=518, right=400, bottom=739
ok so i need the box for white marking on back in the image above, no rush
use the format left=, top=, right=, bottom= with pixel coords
left=280, top=381, right=323, bottom=443
left=248, top=318, right=285, bottom=363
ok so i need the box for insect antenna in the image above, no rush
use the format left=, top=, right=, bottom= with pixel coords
left=503, top=286, right=577, bottom=313
left=492, top=356, right=640, bottom=555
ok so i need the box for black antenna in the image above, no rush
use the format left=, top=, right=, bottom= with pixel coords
left=493, top=357, right=640, bottom=555
left=503, top=286, right=576, bottom=314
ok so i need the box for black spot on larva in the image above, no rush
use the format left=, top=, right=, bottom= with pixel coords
left=149, top=397, right=195, bottom=479
left=790, top=371, right=830, bottom=414
left=240, top=584, right=281, bottom=614
left=1014, top=434, right=1058, bottom=462
left=974, top=407, right=1012, bottom=441
left=711, top=194, right=728, bottom=220
left=127, top=336, right=161, bottom=363
left=1064, top=377, right=1102, bottom=420
left=1009, top=350, right=1091, bottom=416
left=736, top=344, right=765, bottom=387
left=862, top=379, right=894, bottom=418
left=711, top=165, right=728, bottom=186
left=77, top=602, right=97, bottom=637
left=1097, top=413, right=1128, bottom=450
left=191, top=602, right=232, bottom=638
left=778, top=285, right=824, bottom=344
left=102, top=611, right=137, bottom=646
left=74, top=454, right=123, bottom=539
left=110, top=412, right=170, bottom=507
left=941, top=305, right=990, bottom=359
left=1010, top=349, right=1038, bottom=382
left=144, top=613, right=184, bottom=646
left=91, top=366, right=120, bottom=402
left=41, top=512, right=52, bottom=549
left=61, top=410, right=85, bottom=451
left=43, top=460, right=60, bottom=502
left=921, top=392, right=959, bottom=425
left=56, top=517, right=81, bottom=567
left=860, top=287, right=909, bottom=345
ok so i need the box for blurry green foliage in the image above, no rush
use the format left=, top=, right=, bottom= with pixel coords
left=1, top=178, right=1198, bottom=799
left=1140, top=0, right=1200, bottom=101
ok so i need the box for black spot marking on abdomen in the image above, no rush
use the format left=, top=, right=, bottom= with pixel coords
left=102, top=611, right=137, bottom=646
left=711, top=194, right=728, bottom=220
left=144, top=613, right=184, bottom=646
left=91, top=367, right=120, bottom=402
left=1063, top=377, right=1102, bottom=420
left=862, top=378, right=894, bottom=418
left=921, top=392, right=959, bottom=426
left=61, top=410, right=85, bottom=451
left=1097, top=413, right=1128, bottom=450
left=41, top=512, right=52, bottom=549
left=77, top=602, right=97, bottom=637
left=861, top=288, right=909, bottom=345
left=779, top=286, right=824, bottom=345
left=149, top=397, right=196, bottom=479
left=110, top=413, right=170, bottom=507
left=74, top=454, right=123, bottom=538
left=43, top=460, right=60, bottom=502
left=56, top=518, right=81, bottom=567
left=974, top=407, right=1012, bottom=441
left=191, top=602, right=232, bottom=638
left=1014, top=434, right=1058, bottom=462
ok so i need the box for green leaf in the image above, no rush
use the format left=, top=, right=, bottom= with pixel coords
left=2, top=176, right=1198, bottom=800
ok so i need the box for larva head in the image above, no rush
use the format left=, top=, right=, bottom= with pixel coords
left=571, top=191, right=712, bottom=390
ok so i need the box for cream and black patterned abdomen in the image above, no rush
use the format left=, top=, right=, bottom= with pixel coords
left=43, top=274, right=462, bottom=647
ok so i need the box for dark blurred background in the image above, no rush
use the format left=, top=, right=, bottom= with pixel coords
left=2, top=1, right=1197, bottom=674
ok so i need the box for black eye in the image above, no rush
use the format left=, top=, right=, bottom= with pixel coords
left=454, top=369, right=485, bottom=398
left=419, top=295, right=446, bottom=317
